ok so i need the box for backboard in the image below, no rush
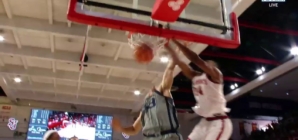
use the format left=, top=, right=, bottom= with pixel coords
left=67, top=0, right=240, bottom=49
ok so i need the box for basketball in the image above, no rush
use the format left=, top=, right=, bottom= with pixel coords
left=133, top=44, right=154, bottom=64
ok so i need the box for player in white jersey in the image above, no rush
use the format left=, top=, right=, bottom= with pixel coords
left=164, top=39, right=232, bottom=140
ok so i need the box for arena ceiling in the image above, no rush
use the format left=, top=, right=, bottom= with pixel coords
left=0, top=0, right=255, bottom=113
left=172, top=0, right=298, bottom=111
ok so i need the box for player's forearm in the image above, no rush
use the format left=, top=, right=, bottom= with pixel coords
left=120, top=126, right=140, bottom=136
left=166, top=62, right=175, bottom=70
left=161, top=70, right=174, bottom=90
left=173, top=40, right=204, bottom=64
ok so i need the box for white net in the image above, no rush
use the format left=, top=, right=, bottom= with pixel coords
left=127, top=32, right=168, bottom=54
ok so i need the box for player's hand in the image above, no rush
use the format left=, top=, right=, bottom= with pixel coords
left=111, top=118, right=123, bottom=132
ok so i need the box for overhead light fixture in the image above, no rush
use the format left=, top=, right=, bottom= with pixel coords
left=13, top=77, right=21, bottom=83
left=0, top=36, right=4, bottom=42
left=256, top=69, right=263, bottom=75
left=286, top=92, right=289, bottom=95
left=230, top=83, right=238, bottom=90
left=160, top=56, right=169, bottom=63
left=260, top=89, right=263, bottom=92
left=290, top=47, right=298, bottom=56
left=134, top=90, right=140, bottom=96
left=234, top=83, right=238, bottom=88
left=261, top=67, right=265, bottom=72
left=256, top=67, right=265, bottom=75
left=159, top=51, right=170, bottom=63
left=275, top=82, right=278, bottom=85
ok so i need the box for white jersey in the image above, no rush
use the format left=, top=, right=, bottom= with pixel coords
left=191, top=73, right=229, bottom=117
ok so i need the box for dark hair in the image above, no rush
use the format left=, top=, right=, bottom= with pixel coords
left=47, top=132, right=56, bottom=140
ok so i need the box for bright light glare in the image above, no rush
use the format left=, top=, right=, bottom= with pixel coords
left=134, top=90, right=140, bottom=95
left=230, top=85, right=235, bottom=90
left=13, top=77, right=21, bottom=83
left=234, top=83, right=238, bottom=88
left=256, top=69, right=263, bottom=75
left=0, top=36, right=4, bottom=42
left=290, top=47, right=298, bottom=55
left=256, top=67, right=265, bottom=75
left=261, top=67, right=265, bottom=72
left=160, top=56, right=169, bottom=63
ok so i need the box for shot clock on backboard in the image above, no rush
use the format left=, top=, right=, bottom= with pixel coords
left=262, top=0, right=286, bottom=7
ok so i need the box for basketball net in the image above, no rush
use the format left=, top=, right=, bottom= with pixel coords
left=127, top=32, right=193, bottom=54
left=128, top=32, right=168, bottom=54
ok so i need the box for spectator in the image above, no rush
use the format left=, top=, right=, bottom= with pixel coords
left=43, top=130, right=60, bottom=140
left=244, top=111, right=298, bottom=140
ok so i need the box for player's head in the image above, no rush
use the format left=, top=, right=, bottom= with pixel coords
left=43, top=130, right=60, bottom=140
left=206, top=60, right=218, bottom=68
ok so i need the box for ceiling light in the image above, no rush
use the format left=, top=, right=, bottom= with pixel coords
left=230, top=85, right=235, bottom=90
left=286, top=92, right=289, bottom=95
left=234, top=83, right=238, bottom=88
left=260, top=90, right=263, bottom=92
left=160, top=56, right=169, bottom=63
left=275, top=82, right=278, bottom=85
left=256, top=67, right=265, bottom=75
left=0, top=36, right=4, bottom=42
left=256, top=69, right=263, bottom=75
left=13, top=77, right=21, bottom=83
left=134, top=90, right=140, bottom=95
left=290, top=47, right=298, bottom=56
left=261, top=67, right=265, bottom=72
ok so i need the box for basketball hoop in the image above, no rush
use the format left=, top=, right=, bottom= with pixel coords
left=127, top=32, right=168, bottom=54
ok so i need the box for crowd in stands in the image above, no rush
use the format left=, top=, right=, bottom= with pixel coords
left=242, top=111, right=298, bottom=140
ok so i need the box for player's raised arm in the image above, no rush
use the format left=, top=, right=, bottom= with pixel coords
left=164, top=43, right=197, bottom=80
left=111, top=112, right=142, bottom=136
left=172, top=39, right=222, bottom=83
left=157, top=60, right=175, bottom=97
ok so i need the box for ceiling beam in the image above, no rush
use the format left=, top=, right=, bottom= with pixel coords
left=114, top=45, right=123, bottom=61
left=50, top=34, right=55, bottom=52
left=0, top=15, right=128, bottom=45
left=47, top=0, right=53, bottom=24
left=12, top=29, right=21, bottom=48
left=67, top=21, right=72, bottom=27
left=6, top=82, right=138, bottom=102
left=0, top=43, right=166, bottom=74
left=1, top=0, right=12, bottom=19
left=12, top=90, right=134, bottom=109
left=132, top=0, right=139, bottom=19
left=0, top=65, right=153, bottom=90
left=20, top=57, right=28, bottom=69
